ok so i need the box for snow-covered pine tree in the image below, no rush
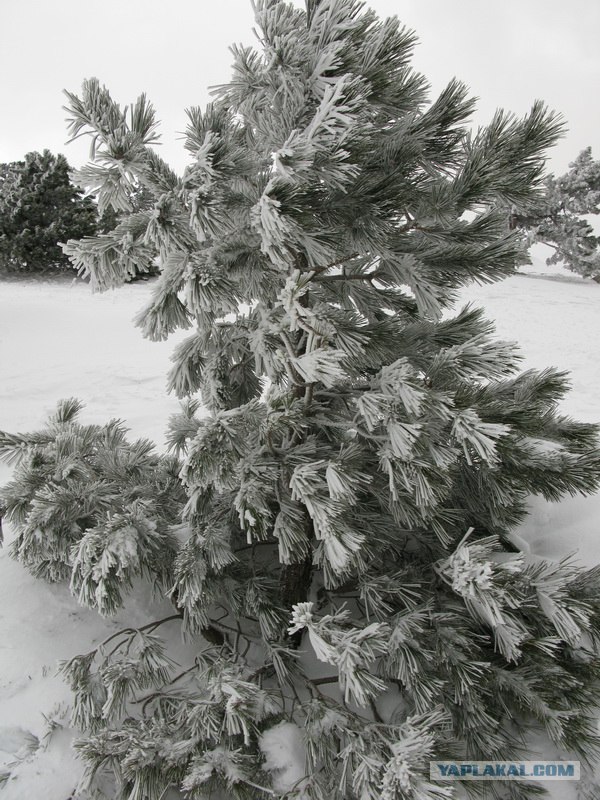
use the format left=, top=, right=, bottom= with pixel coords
left=509, top=146, right=600, bottom=281
left=2, top=1, right=600, bottom=798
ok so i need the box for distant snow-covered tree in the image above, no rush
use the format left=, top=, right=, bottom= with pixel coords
left=509, top=147, right=600, bottom=281
left=2, top=1, right=600, bottom=798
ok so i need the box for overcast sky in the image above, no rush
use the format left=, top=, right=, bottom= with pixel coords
left=1, top=0, right=598, bottom=176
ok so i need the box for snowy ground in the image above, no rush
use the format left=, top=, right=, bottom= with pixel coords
left=0, top=258, right=598, bottom=797
left=457, top=259, right=600, bottom=568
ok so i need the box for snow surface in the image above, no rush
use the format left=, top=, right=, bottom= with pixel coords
left=457, top=256, right=600, bottom=570
left=0, top=257, right=598, bottom=797
left=259, top=722, right=307, bottom=794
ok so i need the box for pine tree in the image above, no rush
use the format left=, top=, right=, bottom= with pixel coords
left=3, top=1, right=600, bottom=798
left=509, top=147, right=600, bottom=281
left=0, top=150, right=99, bottom=273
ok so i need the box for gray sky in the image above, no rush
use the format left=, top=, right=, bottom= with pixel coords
left=1, top=0, right=598, bottom=176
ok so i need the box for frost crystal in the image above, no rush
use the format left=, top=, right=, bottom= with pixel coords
left=451, top=547, right=493, bottom=596
left=288, top=602, right=315, bottom=636
left=380, top=754, right=413, bottom=798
